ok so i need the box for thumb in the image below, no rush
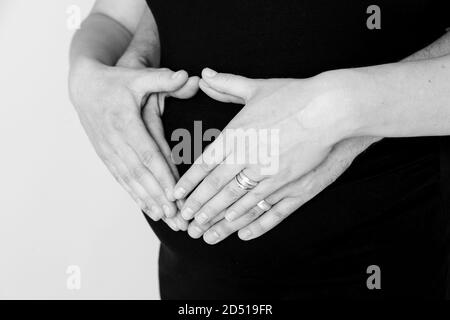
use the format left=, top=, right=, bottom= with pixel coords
left=201, top=68, right=257, bottom=102
left=129, top=68, right=189, bottom=96
left=116, top=51, right=146, bottom=69
left=168, top=76, right=200, bottom=99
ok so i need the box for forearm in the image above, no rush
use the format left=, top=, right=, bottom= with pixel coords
left=118, top=8, right=161, bottom=68
left=338, top=33, right=450, bottom=139
left=69, top=13, right=133, bottom=68
left=69, top=0, right=154, bottom=68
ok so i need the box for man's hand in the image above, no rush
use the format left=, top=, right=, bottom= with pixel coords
left=115, top=37, right=199, bottom=231
left=69, top=58, right=197, bottom=226
left=173, top=68, right=378, bottom=243
left=187, top=136, right=380, bottom=243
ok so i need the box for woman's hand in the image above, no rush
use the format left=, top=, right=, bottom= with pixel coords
left=186, top=136, right=380, bottom=243
left=115, top=41, right=199, bottom=231
left=69, top=58, right=198, bottom=226
left=174, top=68, right=360, bottom=236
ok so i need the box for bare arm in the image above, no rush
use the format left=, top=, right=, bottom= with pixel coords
left=68, top=0, right=197, bottom=229
left=187, top=31, right=450, bottom=243
left=69, top=0, right=149, bottom=67
left=343, top=38, right=450, bottom=138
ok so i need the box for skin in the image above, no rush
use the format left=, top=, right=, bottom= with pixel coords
left=69, top=1, right=198, bottom=230
left=177, top=33, right=450, bottom=243
left=115, top=9, right=198, bottom=230
left=71, top=0, right=450, bottom=244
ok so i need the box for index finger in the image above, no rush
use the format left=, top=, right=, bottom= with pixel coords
left=124, top=117, right=178, bottom=209
left=173, top=133, right=231, bottom=199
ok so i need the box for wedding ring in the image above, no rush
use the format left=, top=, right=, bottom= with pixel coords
left=235, top=170, right=258, bottom=191
left=256, top=200, right=272, bottom=211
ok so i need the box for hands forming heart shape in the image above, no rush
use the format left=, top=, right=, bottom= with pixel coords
left=168, top=68, right=381, bottom=243
left=71, top=44, right=380, bottom=244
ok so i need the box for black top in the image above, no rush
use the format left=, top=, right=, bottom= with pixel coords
left=144, top=0, right=450, bottom=299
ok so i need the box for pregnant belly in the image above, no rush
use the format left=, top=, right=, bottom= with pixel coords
left=145, top=92, right=441, bottom=272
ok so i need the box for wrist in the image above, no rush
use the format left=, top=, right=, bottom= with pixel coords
left=68, top=57, right=106, bottom=103
left=304, top=69, right=368, bottom=145
left=319, top=67, right=392, bottom=140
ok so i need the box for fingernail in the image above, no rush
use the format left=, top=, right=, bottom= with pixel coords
left=196, top=212, right=209, bottom=225
left=181, top=207, right=194, bottom=220
left=142, top=207, right=154, bottom=219
left=190, top=225, right=203, bottom=238
left=240, top=229, right=252, bottom=240
left=173, top=187, right=187, bottom=199
left=171, top=70, right=183, bottom=79
left=151, top=205, right=163, bottom=220
left=167, top=219, right=179, bottom=231
left=148, top=211, right=160, bottom=221
left=162, top=205, right=172, bottom=217
left=203, top=68, right=217, bottom=78
left=176, top=218, right=187, bottom=231
left=165, top=188, right=175, bottom=202
left=176, top=199, right=185, bottom=208
left=205, top=230, right=220, bottom=244
left=225, top=210, right=238, bottom=222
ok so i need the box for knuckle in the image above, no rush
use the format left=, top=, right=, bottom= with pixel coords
left=247, top=207, right=261, bottom=219
left=272, top=209, right=286, bottom=220
left=248, top=188, right=264, bottom=199
left=131, top=166, right=146, bottom=180
left=244, top=167, right=261, bottom=180
left=141, top=150, right=156, bottom=168
left=200, top=204, right=213, bottom=215
left=265, top=193, right=281, bottom=206
left=198, top=160, right=214, bottom=172
left=108, top=111, right=135, bottom=132
left=271, top=206, right=288, bottom=221
left=222, top=74, right=232, bottom=84
left=186, top=197, right=202, bottom=211
left=121, top=173, right=132, bottom=185
left=226, top=184, right=243, bottom=198
left=204, top=175, right=222, bottom=190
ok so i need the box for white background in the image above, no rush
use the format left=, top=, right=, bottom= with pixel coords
left=0, top=0, right=160, bottom=299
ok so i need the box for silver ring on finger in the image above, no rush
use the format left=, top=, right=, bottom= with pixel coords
left=235, top=170, right=258, bottom=191
left=256, top=199, right=272, bottom=212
